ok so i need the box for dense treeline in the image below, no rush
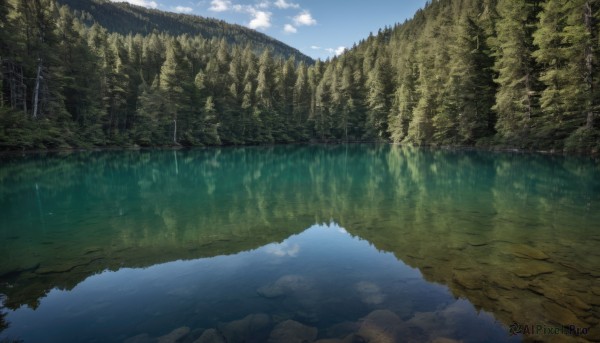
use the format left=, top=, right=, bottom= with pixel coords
left=350, top=0, right=599, bottom=151
left=56, top=0, right=313, bottom=64
left=0, top=0, right=598, bottom=151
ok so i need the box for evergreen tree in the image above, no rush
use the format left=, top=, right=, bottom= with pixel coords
left=492, top=0, right=541, bottom=146
left=135, top=77, right=166, bottom=145
left=365, top=58, right=392, bottom=140
left=314, top=65, right=333, bottom=140
left=449, top=15, right=496, bottom=144
left=406, top=39, right=435, bottom=145
left=201, top=96, right=221, bottom=145
left=533, top=0, right=577, bottom=146
left=0, top=0, right=598, bottom=151
left=159, top=38, right=192, bottom=144
left=254, top=49, right=276, bottom=142
left=292, top=62, right=310, bottom=140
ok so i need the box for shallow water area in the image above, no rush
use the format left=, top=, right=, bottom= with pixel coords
left=0, top=145, right=599, bottom=342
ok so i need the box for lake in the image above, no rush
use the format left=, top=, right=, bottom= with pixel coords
left=0, top=145, right=598, bottom=343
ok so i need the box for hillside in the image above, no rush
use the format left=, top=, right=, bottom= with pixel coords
left=309, top=0, right=599, bottom=151
left=0, top=0, right=598, bottom=152
left=56, top=0, right=313, bottom=64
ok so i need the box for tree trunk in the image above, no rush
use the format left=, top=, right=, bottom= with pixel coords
left=173, top=118, right=177, bottom=144
left=584, top=0, right=595, bottom=128
left=0, top=57, right=3, bottom=108
left=32, top=58, right=42, bottom=119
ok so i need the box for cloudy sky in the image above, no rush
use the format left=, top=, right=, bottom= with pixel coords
left=109, top=0, right=428, bottom=60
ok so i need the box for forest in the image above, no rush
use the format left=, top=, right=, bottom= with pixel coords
left=0, top=0, right=598, bottom=152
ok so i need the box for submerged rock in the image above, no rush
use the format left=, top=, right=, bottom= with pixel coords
left=316, top=336, right=367, bottom=343
left=483, top=287, right=500, bottom=301
left=258, top=274, right=313, bottom=298
left=157, top=327, right=190, bottom=343
left=510, top=244, right=550, bottom=260
left=541, top=301, right=587, bottom=327
left=124, top=333, right=156, bottom=343
left=452, top=272, right=483, bottom=290
left=340, top=334, right=368, bottom=343
left=268, top=320, right=318, bottom=343
left=431, top=338, right=462, bottom=343
left=218, top=313, right=271, bottom=343
left=193, top=329, right=226, bottom=343
left=324, top=321, right=361, bottom=339
left=181, top=328, right=204, bottom=343
left=512, top=261, right=554, bottom=278
left=358, top=310, right=404, bottom=343
left=354, top=281, right=385, bottom=305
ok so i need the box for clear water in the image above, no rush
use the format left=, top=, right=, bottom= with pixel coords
left=0, top=145, right=598, bottom=342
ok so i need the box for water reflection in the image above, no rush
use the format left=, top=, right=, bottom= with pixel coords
left=1, top=224, right=518, bottom=343
left=0, top=145, right=599, bottom=342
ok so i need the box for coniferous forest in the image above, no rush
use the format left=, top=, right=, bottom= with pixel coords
left=0, top=0, right=598, bottom=152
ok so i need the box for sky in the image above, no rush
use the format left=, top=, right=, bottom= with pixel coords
left=109, top=0, right=429, bottom=60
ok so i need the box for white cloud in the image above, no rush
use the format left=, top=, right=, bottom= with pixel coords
left=209, top=0, right=231, bottom=12
left=293, top=10, right=316, bottom=26
left=248, top=10, right=272, bottom=30
left=110, top=0, right=158, bottom=9
left=283, top=24, right=297, bottom=33
left=274, top=0, right=299, bottom=9
left=313, top=45, right=347, bottom=57
left=256, top=1, right=270, bottom=9
left=209, top=0, right=300, bottom=31
left=228, top=5, right=272, bottom=30
left=334, top=46, right=347, bottom=56
left=265, top=243, right=301, bottom=257
left=173, top=6, right=194, bottom=13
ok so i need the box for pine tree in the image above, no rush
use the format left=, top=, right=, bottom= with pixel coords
left=278, top=56, right=296, bottom=140
left=406, top=40, right=435, bottom=145
left=57, top=5, right=105, bottom=145
left=17, top=0, right=68, bottom=122
left=255, top=49, right=276, bottom=142
left=314, top=65, right=333, bottom=140
left=135, top=77, right=166, bottom=145
left=201, top=96, right=221, bottom=145
left=0, top=0, right=13, bottom=108
left=450, top=15, right=496, bottom=144
left=159, top=38, right=192, bottom=145
left=103, top=34, right=131, bottom=142
left=292, top=62, right=310, bottom=140
left=365, top=58, right=392, bottom=140
left=561, top=0, right=599, bottom=149
left=533, top=0, right=573, bottom=146
left=492, top=0, right=541, bottom=146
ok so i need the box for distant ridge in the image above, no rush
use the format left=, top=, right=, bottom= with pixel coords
left=56, top=0, right=314, bottom=64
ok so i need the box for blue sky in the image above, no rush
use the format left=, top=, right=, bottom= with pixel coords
left=110, top=0, right=429, bottom=60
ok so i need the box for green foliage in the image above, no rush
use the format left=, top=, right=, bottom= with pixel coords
left=492, top=0, right=541, bottom=146
left=0, top=0, right=598, bottom=152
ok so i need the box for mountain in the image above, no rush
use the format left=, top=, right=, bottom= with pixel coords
left=55, top=0, right=313, bottom=64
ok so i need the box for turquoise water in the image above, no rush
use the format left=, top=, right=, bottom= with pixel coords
left=0, top=145, right=598, bottom=342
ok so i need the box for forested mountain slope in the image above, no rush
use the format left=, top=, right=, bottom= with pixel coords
left=55, top=0, right=313, bottom=64
left=322, top=0, right=599, bottom=151
left=0, top=0, right=598, bottom=152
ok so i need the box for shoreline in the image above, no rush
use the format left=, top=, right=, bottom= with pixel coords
left=0, top=142, right=598, bottom=158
